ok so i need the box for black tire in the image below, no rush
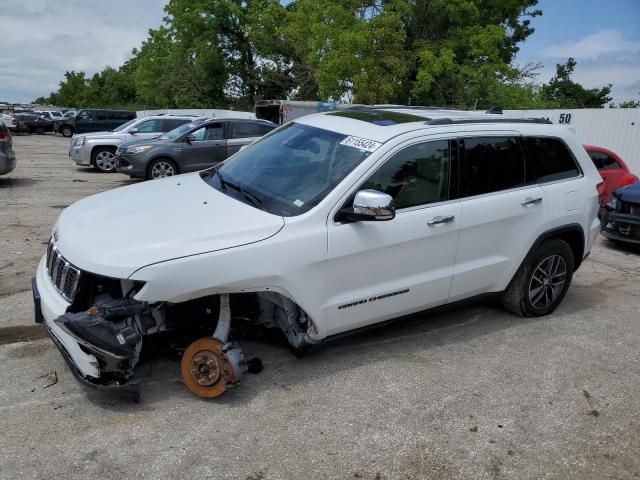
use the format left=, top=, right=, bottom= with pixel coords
left=60, top=125, right=74, bottom=137
left=146, top=158, right=178, bottom=180
left=91, top=147, right=118, bottom=173
left=501, top=238, right=574, bottom=317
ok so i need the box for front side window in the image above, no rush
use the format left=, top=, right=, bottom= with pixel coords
left=77, top=111, right=91, bottom=121
left=191, top=123, right=224, bottom=141
left=135, top=119, right=162, bottom=133
left=361, top=140, right=450, bottom=209
left=588, top=151, right=620, bottom=170
left=462, top=137, right=524, bottom=196
left=526, top=137, right=580, bottom=182
left=201, top=123, right=374, bottom=216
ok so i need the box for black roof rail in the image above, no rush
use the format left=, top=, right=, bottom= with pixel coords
left=346, top=105, right=463, bottom=111
left=486, top=106, right=503, bottom=114
left=427, top=117, right=552, bottom=126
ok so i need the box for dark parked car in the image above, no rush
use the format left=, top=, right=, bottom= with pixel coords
left=601, top=182, right=640, bottom=246
left=55, top=109, right=136, bottom=137
left=14, top=114, right=54, bottom=134
left=115, top=118, right=277, bottom=179
left=0, top=121, right=16, bottom=175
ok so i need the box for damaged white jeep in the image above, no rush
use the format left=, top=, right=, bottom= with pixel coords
left=33, top=107, right=601, bottom=400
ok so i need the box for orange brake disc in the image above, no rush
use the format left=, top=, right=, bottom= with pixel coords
left=181, top=338, right=236, bottom=398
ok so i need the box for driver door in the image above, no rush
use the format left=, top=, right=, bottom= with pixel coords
left=179, top=123, right=226, bottom=172
left=325, top=138, right=461, bottom=336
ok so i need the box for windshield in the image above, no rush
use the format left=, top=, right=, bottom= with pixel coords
left=160, top=121, right=197, bottom=140
left=201, top=123, right=375, bottom=216
left=112, top=118, right=138, bottom=132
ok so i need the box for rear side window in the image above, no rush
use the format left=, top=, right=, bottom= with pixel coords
left=96, top=111, right=109, bottom=120
left=526, top=137, right=580, bottom=183
left=462, top=137, right=524, bottom=196
left=588, top=151, right=620, bottom=170
left=135, top=119, right=162, bottom=133
left=229, top=122, right=265, bottom=139
left=361, top=140, right=450, bottom=209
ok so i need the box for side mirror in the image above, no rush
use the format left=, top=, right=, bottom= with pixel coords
left=339, top=189, right=395, bottom=222
left=129, top=128, right=138, bottom=135
left=185, top=134, right=196, bottom=143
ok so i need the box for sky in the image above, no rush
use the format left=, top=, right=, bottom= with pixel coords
left=0, top=0, right=638, bottom=105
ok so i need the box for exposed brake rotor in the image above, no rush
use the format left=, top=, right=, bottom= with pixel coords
left=180, top=338, right=239, bottom=398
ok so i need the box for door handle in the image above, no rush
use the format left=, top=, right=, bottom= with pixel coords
left=427, top=215, right=455, bottom=225
left=521, top=197, right=543, bottom=206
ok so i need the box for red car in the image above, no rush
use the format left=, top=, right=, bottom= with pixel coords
left=584, top=145, right=639, bottom=205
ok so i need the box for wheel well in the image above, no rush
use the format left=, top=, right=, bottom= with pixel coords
left=91, top=145, right=116, bottom=160
left=533, top=225, right=585, bottom=271
left=147, top=156, right=179, bottom=174
left=59, top=124, right=74, bottom=133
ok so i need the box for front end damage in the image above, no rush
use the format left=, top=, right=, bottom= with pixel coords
left=36, top=260, right=319, bottom=400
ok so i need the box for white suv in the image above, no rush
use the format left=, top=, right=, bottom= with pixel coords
left=69, top=115, right=205, bottom=172
left=33, top=108, right=601, bottom=400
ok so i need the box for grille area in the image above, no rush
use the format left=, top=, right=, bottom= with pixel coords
left=46, top=239, right=82, bottom=302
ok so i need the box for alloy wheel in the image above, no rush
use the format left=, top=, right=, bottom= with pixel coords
left=151, top=161, right=176, bottom=179
left=95, top=151, right=116, bottom=172
left=528, top=254, right=567, bottom=310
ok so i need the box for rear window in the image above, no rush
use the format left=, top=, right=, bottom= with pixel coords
left=462, top=137, right=525, bottom=196
left=525, top=137, right=580, bottom=183
left=588, top=151, right=620, bottom=170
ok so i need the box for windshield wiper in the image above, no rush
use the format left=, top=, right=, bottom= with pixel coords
left=220, top=177, right=264, bottom=209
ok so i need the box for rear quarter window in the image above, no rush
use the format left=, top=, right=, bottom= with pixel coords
left=525, top=137, right=580, bottom=183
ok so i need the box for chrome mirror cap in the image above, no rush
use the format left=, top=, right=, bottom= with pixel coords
left=353, top=189, right=395, bottom=221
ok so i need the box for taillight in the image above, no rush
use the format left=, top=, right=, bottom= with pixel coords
left=596, top=181, right=604, bottom=197
left=0, top=129, right=7, bottom=140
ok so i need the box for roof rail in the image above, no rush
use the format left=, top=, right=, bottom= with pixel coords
left=427, top=117, right=552, bottom=126
left=346, top=105, right=463, bottom=111
left=486, top=106, right=503, bottom=114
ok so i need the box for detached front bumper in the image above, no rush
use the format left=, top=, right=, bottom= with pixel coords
left=601, top=211, right=640, bottom=245
left=33, top=257, right=140, bottom=397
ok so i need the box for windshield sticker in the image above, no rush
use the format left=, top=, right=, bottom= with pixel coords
left=339, top=136, right=382, bottom=152
left=293, top=199, right=304, bottom=207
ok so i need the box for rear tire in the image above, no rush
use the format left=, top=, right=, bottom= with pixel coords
left=501, top=239, right=574, bottom=317
left=60, top=125, right=74, bottom=137
left=147, top=158, right=178, bottom=180
left=92, top=147, right=117, bottom=173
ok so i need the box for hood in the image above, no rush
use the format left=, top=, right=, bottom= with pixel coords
left=615, top=182, right=640, bottom=203
left=53, top=173, right=285, bottom=279
left=78, top=131, right=120, bottom=139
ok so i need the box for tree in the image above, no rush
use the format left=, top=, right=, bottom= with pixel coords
left=540, top=58, right=612, bottom=108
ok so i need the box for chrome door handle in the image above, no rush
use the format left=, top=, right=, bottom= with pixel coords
left=427, top=215, right=455, bottom=225
left=521, top=197, right=543, bottom=206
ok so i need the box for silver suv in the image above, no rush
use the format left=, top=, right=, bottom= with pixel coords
left=69, top=115, right=204, bottom=172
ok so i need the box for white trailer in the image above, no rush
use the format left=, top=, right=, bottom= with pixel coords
left=506, top=109, right=640, bottom=173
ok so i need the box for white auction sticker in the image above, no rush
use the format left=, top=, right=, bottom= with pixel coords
left=339, top=136, right=382, bottom=152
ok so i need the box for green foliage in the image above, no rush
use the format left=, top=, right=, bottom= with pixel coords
left=34, top=0, right=616, bottom=110
left=540, top=58, right=612, bottom=108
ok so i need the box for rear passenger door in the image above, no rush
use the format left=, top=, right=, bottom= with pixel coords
left=449, top=134, right=547, bottom=302
left=227, top=122, right=273, bottom=156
